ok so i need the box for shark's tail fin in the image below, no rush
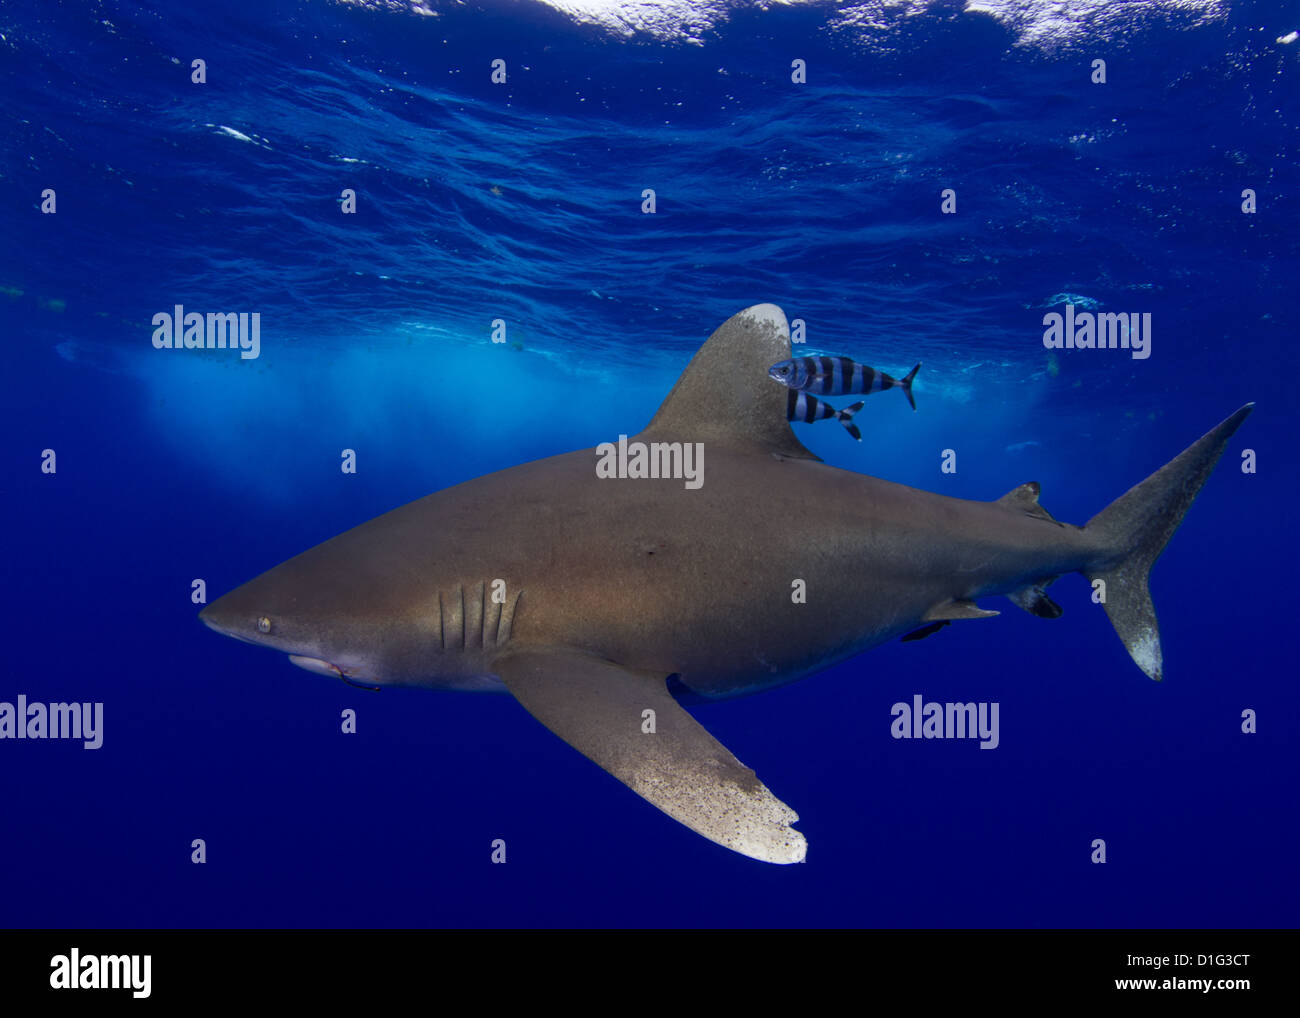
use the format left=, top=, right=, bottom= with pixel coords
left=899, top=363, right=920, bottom=411
left=837, top=400, right=865, bottom=441
left=1082, top=404, right=1253, bottom=681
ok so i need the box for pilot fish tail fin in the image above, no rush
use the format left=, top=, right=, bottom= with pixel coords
left=1081, top=404, right=1254, bottom=681
left=838, top=400, right=865, bottom=441
left=900, top=362, right=920, bottom=411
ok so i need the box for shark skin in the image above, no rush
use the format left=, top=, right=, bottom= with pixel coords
left=200, top=304, right=1253, bottom=864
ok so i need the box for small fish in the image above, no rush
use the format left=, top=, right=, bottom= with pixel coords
left=787, top=390, right=865, bottom=441
left=1004, top=440, right=1042, bottom=454
left=769, top=356, right=921, bottom=410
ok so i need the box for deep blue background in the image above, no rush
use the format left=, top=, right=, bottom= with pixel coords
left=2, top=0, right=1296, bottom=927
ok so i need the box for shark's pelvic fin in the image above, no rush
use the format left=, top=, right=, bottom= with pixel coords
left=495, top=647, right=807, bottom=864
left=638, top=303, right=822, bottom=462
left=923, top=599, right=1000, bottom=622
left=1082, top=403, right=1254, bottom=682
left=901, top=620, right=951, bottom=642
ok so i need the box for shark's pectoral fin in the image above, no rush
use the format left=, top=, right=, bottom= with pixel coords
left=922, top=599, right=1000, bottom=622
left=494, top=647, right=807, bottom=864
left=1006, top=580, right=1064, bottom=619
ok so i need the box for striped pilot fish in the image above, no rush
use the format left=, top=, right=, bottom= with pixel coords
left=787, top=390, right=866, bottom=441
left=768, top=355, right=921, bottom=411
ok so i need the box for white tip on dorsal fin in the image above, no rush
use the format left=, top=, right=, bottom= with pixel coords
left=638, top=304, right=821, bottom=461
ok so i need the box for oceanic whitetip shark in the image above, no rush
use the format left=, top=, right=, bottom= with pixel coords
left=200, top=305, right=1253, bottom=864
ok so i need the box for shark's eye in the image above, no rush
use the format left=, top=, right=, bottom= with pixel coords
left=257, top=616, right=272, bottom=634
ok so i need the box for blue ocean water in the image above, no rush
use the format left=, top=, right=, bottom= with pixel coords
left=2, top=0, right=1296, bottom=928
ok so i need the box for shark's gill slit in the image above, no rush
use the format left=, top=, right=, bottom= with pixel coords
left=440, top=585, right=466, bottom=651
left=484, top=584, right=503, bottom=649
left=466, top=580, right=485, bottom=650
left=456, top=584, right=465, bottom=650
left=496, top=588, right=521, bottom=648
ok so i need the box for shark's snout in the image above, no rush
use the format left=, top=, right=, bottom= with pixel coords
left=198, top=598, right=260, bottom=644
left=198, top=603, right=229, bottom=634
left=199, top=574, right=390, bottom=690
left=198, top=601, right=236, bottom=637
left=198, top=584, right=291, bottom=653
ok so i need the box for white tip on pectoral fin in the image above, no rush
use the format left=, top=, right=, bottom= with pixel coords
left=630, top=747, right=807, bottom=864
left=495, top=647, right=807, bottom=864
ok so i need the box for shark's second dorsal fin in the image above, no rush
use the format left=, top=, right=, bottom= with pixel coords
left=638, top=304, right=821, bottom=461
left=997, top=481, right=1060, bottom=524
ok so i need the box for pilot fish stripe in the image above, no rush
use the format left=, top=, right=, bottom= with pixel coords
left=789, top=355, right=877, bottom=395
left=789, top=388, right=829, bottom=422
left=770, top=355, right=919, bottom=410
left=786, top=389, right=865, bottom=441
left=798, top=355, right=870, bottom=395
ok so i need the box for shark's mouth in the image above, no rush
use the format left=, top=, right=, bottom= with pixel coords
left=287, top=654, right=339, bottom=677
left=288, top=655, right=381, bottom=691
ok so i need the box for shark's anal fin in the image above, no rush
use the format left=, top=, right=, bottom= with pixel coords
left=494, top=647, right=806, bottom=865
left=1007, top=579, right=1064, bottom=619
left=922, top=599, right=1000, bottom=622
left=996, top=481, right=1063, bottom=525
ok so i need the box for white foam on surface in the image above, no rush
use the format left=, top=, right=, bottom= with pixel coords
left=338, top=0, right=1231, bottom=50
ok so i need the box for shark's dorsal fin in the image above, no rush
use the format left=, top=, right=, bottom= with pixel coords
left=638, top=304, right=821, bottom=461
